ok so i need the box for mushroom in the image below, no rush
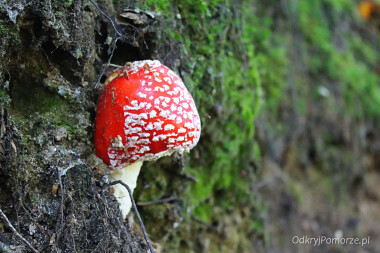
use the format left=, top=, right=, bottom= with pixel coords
left=94, top=60, right=201, bottom=219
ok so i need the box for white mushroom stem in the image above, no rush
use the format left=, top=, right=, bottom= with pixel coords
left=109, top=161, right=143, bottom=220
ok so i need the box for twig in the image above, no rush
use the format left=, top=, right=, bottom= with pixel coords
left=89, top=0, right=125, bottom=88
left=106, top=63, right=123, bottom=68
left=137, top=196, right=178, bottom=206
left=0, top=208, right=38, bottom=253
left=89, top=0, right=123, bottom=37
left=179, top=172, right=198, bottom=182
left=95, top=37, right=120, bottom=88
left=108, top=180, right=155, bottom=253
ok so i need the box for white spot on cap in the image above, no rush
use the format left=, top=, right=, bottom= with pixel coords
left=173, top=98, right=179, bottom=104
left=164, top=77, right=172, bottom=84
left=173, top=87, right=181, bottom=94
left=184, top=122, right=194, bottom=129
left=137, top=138, right=150, bottom=145
left=163, top=85, right=170, bottom=91
left=178, top=128, right=186, bottom=133
left=137, top=92, right=147, bottom=98
left=150, top=110, right=157, bottom=118
left=154, top=98, right=160, bottom=105
left=124, top=60, right=161, bottom=74
left=110, top=160, right=118, bottom=166
left=182, top=103, right=189, bottom=109
left=159, top=110, right=169, bottom=117
left=149, top=96, right=154, bottom=100
left=177, top=136, right=185, bottom=141
left=171, top=104, right=177, bottom=111
left=174, top=80, right=182, bottom=85
left=159, top=134, right=169, bottom=140
left=152, top=134, right=170, bottom=141
left=140, top=113, right=148, bottom=119
left=145, top=122, right=154, bottom=130
left=176, top=117, right=183, bottom=124
left=154, top=121, right=164, bottom=130
left=164, top=124, right=175, bottom=131
left=168, top=114, right=176, bottom=121
left=125, top=127, right=143, bottom=134
left=138, top=146, right=150, bottom=153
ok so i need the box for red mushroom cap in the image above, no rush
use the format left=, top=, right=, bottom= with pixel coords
left=94, top=60, right=201, bottom=169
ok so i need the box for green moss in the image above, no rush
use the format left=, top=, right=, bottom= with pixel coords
left=348, top=34, right=378, bottom=65
left=9, top=81, right=84, bottom=142
left=321, top=0, right=353, bottom=12
left=0, top=22, right=21, bottom=56
left=134, top=0, right=269, bottom=251
left=142, top=0, right=172, bottom=17
left=135, top=0, right=380, bottom=251
left=296, top=0, right=380, bottom=118
left=11, top=85, right=63, bottom=116
left=52, top=0, right=74, bottom=8
left=0, top=89, right=11, bottom=107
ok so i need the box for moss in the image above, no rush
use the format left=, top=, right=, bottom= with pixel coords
left=322, top=0, right=353, bottom=12
left=133, top=0, right=267, bottom=251
left=0, top=22, right=21, bottom=57
left=0, top=89, right=11, bottom=107
left=137, top=0, right=379, bottom=249
left=52, top=0, right=74, bottom=8
left=296, top=0, right=380, bottom=118
left=9, top=81, right=87, bottom=145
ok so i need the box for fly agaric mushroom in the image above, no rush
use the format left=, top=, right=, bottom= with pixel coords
left=94, top=60, right=201, bottom=219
